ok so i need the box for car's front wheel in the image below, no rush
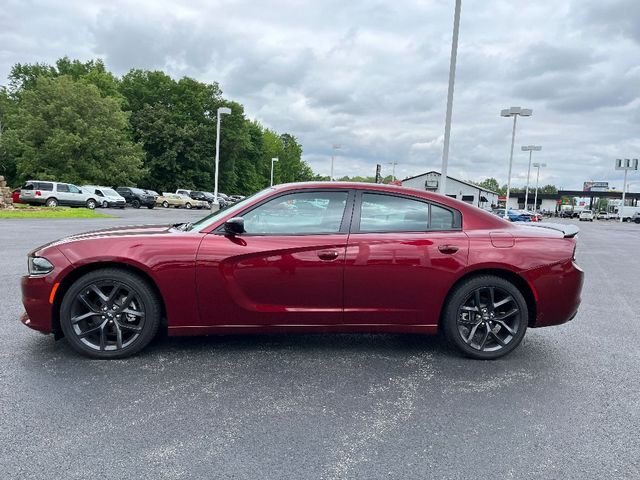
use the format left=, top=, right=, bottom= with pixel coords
left=102, top=200, right=109, bottom=208
left=86, top=199, right=97, bottom=210
left=59, top=268, right=161, bottom=359
left=132, top=199, right=141, bottom=209
left=162, top=201, right=169, bottom=208
left=442, top=275, right=528, bottom=360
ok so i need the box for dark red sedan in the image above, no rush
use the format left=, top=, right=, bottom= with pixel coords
left=21, top=182, right=584, bottom=359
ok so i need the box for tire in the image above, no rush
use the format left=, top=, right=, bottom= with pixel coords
left=162, top=201, right=169, bottom=208
left=635, top=218, right=640, bottom=224
left=102, top=201, right=109, bottom=208
left=185, top=202, right=192, bottom=209
left=131, top=199, right=141, bottom=209
left=45, top=197, right=59, bottom=208
left=86, top=199, right=97, bottom=210
left=442, top=275, right=528, bottom=360
left=59, top=268, right=161, bottom=359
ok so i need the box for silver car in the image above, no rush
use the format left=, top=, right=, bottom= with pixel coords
left=19, top=180, right=99, bottom=209
left=82, top=186, right=127, bottom=208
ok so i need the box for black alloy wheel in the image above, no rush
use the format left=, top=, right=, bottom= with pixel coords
left=60, top=269, right=161, bottom=358
left=443, top=275, right=528, bottom=359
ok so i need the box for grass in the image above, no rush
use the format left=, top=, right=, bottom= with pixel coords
left=0, top=206, right=115, bottom=219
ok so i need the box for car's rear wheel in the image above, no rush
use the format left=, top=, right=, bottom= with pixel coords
left=59, top=268, right=161, bottom=359
left=45, top=197, right=58, bottom=207
left=132, top=199, right=141, bottom=209
left=442, top=275, right=528, bottom=360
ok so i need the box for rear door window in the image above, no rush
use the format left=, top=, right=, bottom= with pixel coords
left=56, top=184, right=69, bottom=193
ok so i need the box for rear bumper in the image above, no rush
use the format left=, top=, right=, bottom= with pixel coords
left=522, top=259, right=584, bottom=328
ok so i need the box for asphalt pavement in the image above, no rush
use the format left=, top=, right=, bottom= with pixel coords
left=1, top=210, right=639, bottom=479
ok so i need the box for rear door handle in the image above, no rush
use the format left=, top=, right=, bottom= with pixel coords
left=317, top=250, right=340, bottom=261
left=438, top=245, right=459, bottom=254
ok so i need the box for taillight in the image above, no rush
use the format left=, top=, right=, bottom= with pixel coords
left=35, top=190, right=42, bottom=196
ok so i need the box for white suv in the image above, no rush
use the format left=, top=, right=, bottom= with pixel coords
left=20, top=181, right=99, bottom=209
left=82, top=185, right=126, bottom=208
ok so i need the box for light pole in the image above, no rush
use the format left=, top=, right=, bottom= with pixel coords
left=521, top=145, right=542, bottom=210
left=439, top=0, right=462, bottom=195
left=501, top=107, right=532, bottom=218
left=387, top=161, right=398, bottom=181
left=270, top=157, right=279, bottom=187
left=330, top=144, right=341, bottom=181
left=214, top=106, right=232, bottom=208
left=532, top=162, right=546, bottom=212
left=616, top=158, right=639, bottom=222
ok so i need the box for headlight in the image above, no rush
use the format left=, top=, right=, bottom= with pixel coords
left=28, top=256, right=54, bottom=276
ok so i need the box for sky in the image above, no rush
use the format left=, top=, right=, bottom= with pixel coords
left=1, top=0, right=639, bottom=190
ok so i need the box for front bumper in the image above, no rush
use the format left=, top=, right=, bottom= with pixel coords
left=522, top=259, right=584, bottom=328
left=20, top=247, right=72, bottom=335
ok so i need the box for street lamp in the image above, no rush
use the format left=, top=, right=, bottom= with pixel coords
left=439, top=0, right=462, bottom=195
left=501, top=106, right=532, bottom=218
left=330, top=144, right=341, bottom=181
left=532, top=162, right=546, bottom=212
left=387, top=161, right=398, bottom=182
left=213, top=106, right=232, bottom=209
left=270, top=157, right=279, bottom=187
left=521, top=145, right=542, bottom=210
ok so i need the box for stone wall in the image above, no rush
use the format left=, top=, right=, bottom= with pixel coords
left=0, top=176, right=13, bottom=208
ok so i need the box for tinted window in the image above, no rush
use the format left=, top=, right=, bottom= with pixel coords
left=242, top=191, right=348, bottom=235
left=38, top=182, right=53, bottom=191
left=23, top=183, right=34, bottom=190
left=430, top=204, right=455, bottom=230
left=359, top=193, right=429, bottom=232
left=57, top=184, right=69, bottom=193
left=117, top=187, right=130, bottom=193
left=95, top=189, right=104, bottom=196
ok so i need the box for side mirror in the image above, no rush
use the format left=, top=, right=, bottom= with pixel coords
left=224, top=217, right=245, bottom=235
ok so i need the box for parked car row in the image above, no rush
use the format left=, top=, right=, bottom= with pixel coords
left=490, top=209, right=542, bottom=222
left=14, top=180, right=247, bottom=210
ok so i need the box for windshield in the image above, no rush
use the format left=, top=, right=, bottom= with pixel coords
left=130, top=188, right=146, bottom=195
left=189, top=188, right=274, bottom=232
left=102, top=188, right=119, bottom=196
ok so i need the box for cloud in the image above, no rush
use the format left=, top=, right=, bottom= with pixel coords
left=1, top=0, right=639, bottom=189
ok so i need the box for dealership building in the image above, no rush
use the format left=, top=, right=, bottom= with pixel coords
left=401, top=171, right=499, bottom=208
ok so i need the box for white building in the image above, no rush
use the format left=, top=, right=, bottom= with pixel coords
left=401, top=171, right=499, bottom=209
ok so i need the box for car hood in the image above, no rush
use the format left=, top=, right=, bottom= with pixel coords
left=31, top=224, right=181, bottom=256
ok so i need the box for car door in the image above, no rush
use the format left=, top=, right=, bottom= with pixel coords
left=68, top=184, right=86, bottom=205
left=343, top=191, right=469, bottom=326
left=55, top=183, right=72, bottom=205
left=117, top=188, right=131, bottom=203
left=196, top=189, right=354, bottom=326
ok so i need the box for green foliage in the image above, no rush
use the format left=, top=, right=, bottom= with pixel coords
left=1, top=76, right=145, bottom=186
left=539, top=184, right=558, bottom=194
left=1, top=58, right=315, bottom=194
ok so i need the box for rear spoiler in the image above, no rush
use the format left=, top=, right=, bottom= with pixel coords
left=520, top=222, right=580, bottom=238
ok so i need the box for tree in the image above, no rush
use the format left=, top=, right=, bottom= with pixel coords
left=539, top=184, right=558, bottom=194
left=1, top=76, right=145, bottom=185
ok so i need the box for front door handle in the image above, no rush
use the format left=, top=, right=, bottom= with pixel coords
left=438, top=245, right=459, bottom=254
left=317, top=250, right=340, bottom=261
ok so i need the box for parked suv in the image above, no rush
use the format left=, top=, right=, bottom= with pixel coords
left=633, top=212, right=640, bottom=224
left=82, top=186, right=126, bottom=208
left=115, top=187, right=155, bottom=209
left=19, top=181, right=99, bottom=209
